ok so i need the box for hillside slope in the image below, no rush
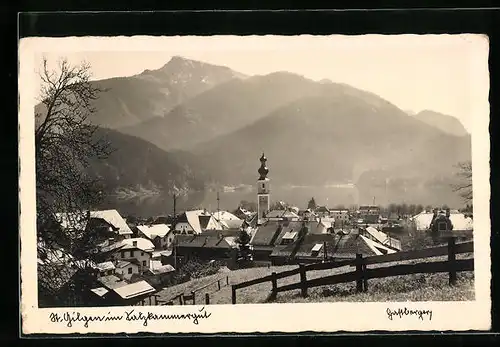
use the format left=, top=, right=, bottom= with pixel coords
left=88, top=127, right=207, bottom=195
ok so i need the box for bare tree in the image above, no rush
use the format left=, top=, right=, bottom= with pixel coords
left=35, top=57, right=113, bottom=306
left=452, top=161, right=473, bottom=204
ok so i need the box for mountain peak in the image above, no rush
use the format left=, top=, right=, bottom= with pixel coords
left=412, top=110, right=469, bottom=137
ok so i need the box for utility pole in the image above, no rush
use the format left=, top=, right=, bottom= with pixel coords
left=323, top=241, right=327, bottom=262
left=173, top=193, right=177, bottom=221
left=217, top=191, right=220, bottom=223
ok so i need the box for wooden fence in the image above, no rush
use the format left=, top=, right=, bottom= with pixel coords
left=231, top=238, right=474, bottom=304
left=160, top=275, right=230, bottom=305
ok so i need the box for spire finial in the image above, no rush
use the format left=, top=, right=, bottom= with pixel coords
left=258, top=152, right=269, bottom=180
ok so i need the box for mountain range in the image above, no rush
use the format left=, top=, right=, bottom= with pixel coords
left=36, top=56, right=472, bottom=208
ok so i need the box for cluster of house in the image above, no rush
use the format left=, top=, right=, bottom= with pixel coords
left=37, top=208, right=249, bottom=307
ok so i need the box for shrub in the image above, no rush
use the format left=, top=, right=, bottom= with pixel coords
left=172, top=257, right=226, bottom=284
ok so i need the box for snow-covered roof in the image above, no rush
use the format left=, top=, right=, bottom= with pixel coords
left=149, top=260, right=175, bottom=275
left=120, top=238, right=155, bottom=252
left=152, top=250, right=173, bottom=259
left=116, top=260, right=135, bottom=269
left=311, top=243, right=323, bottom=252
left=359, top=235, right=397, bottom=256
left=91, top=287, right=109, bottom=297
left=213, top=210, right=241, bottom=221
left=365, top=226, right=390, bottom=244
left=55, top=209, right=133, bottom=235
left=183, top=210, right=206, bottom=234
left=137, top=224, right=171, bottom=239
left=91, top=210, right=133, bottom=235
left=113, top=280, right=156, bottom=299
left=96, top=261, right=115, bottom=272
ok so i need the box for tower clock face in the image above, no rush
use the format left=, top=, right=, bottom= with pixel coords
left=259, top=195, right=269, bottom=206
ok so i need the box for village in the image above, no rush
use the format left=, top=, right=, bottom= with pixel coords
left=37, top=153, right=474, bottom=307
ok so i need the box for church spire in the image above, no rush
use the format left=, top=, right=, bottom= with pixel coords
left=258, top=152, right=269, bottom=180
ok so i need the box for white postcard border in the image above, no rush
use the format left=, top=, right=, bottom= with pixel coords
left=19, top=35, right=491, bottom=334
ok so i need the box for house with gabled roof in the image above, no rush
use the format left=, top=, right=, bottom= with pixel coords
left=55, top=209, right=133, bottom=243
left=250, top=220, right=306, bottom=261
left=112, top=238, right=155, bottom=274
left=96, top=261, right=116, bottom=278
left=174, top=233, right=238, bottom=265
left=137, top=224, right=174, bottom=250
left=114, top=260, right=140, bottom=280
left=174, top=209, right=226, bottom=235
left=212, top=210, right=244, bottom=229
left=410, top=211, right=473, bottom=232
left=91, top=278, right=158, bottom=306
left=315, top=205, right=330, bottom=217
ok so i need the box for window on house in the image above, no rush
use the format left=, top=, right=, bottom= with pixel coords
left=142, top=260, right=146, bottom=266
left=141, top=252, right=144, bottom=256
left=121, top=252, right=125, bottom=258
left=130, top=250, right=134, bottom=257
left=128, top=267, right=133, bottom=274
left=107, top=270, right=113, bottom=275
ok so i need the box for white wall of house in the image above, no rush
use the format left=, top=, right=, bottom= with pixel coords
left=162, top=232, right=175, bottom=248
left=116, top=263, right=140, bottom=278
left=175, top=222, right=195, bottom=235
left=114, top=249, right=152, bottom=273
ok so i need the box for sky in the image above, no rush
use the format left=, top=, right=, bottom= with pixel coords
left=35, top=35, right=490, bottom=133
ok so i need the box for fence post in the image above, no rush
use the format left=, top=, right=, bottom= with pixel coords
left=205, top=293, right=210, bottom=305
left=299, top=264, right=308, bottom=297
left=191, top=291, right=196, bottom=305
left=218, top=279, right=221, bottom=290
left=362, top=264, right=368, bottom=292
left=226, top=276, right=229, bottom=285
left=270, top=272, right=278, bottom=300
left=179, top=294, right=184, bottom=305
left=231, top=285, right=237, bottom=304
left=448, top=237, right=457, bottom=285
left=355, top=253, right=364, bottom=293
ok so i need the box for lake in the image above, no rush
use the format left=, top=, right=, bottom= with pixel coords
left=96, top=184, right=462, bottom=218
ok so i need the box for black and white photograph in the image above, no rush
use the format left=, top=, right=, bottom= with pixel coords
left=19, top=34, right=491, bottom=334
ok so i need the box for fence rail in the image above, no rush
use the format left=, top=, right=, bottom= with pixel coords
left=231, top=238, right=474, bottom=304
left=163, top=275, right=230, bottom=305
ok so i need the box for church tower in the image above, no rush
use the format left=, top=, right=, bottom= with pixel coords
left=257, top=153, right=270, bottom=224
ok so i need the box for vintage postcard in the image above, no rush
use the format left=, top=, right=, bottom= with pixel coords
left=19, top=34, right=491, bottom=334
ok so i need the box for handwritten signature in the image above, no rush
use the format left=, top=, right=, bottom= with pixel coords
left=49, top=306, right=212, bottom=328
left=386, top=307, right=432, bottom=321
